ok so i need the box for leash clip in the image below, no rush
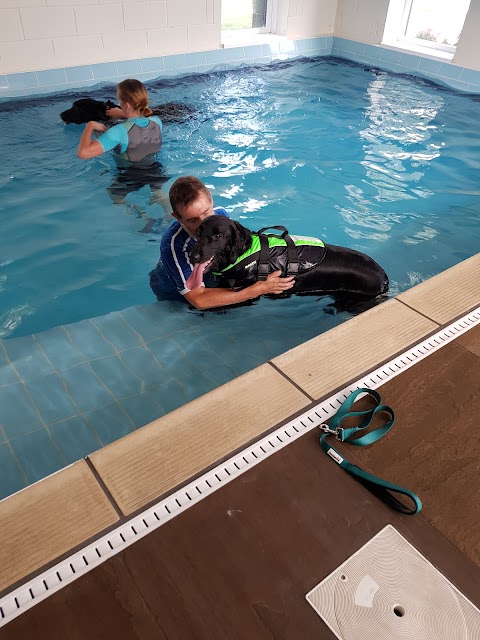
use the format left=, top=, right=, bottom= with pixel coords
left=318, top=423, right=343, bottom=440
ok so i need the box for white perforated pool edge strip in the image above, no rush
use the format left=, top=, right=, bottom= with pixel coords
left=1, top=305, right=479, bottom=627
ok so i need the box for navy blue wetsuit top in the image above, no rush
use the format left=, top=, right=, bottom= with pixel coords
left=150, top=207, right=229, bottom=299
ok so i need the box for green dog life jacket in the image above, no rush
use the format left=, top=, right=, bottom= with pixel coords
left=214, top=233, right=326, bottom=288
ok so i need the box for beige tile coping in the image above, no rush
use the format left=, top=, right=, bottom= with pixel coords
left=272, top=299, right=438, bottom=401
left=397, top=253, right=480, bottom=325
left=90, top=364, right=311, bottom=516
left=0, top=461, right=119, bottom=593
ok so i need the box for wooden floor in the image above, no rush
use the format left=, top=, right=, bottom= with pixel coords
left=2, top=325, right=480, bottom=639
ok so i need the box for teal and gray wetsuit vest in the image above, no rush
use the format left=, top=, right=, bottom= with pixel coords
left=114, top=118, right=162, bottom=163
left=214, top=226, right=325, bottom=288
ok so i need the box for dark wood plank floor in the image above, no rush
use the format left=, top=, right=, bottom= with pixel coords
left=2, top=327, right=480, bottom=639
left=344, top=326, right=480, bottom=568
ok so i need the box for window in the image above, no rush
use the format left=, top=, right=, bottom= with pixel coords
left=398, top=0, right=471, bottom=53
left=221, top=0, right=271, bottom=33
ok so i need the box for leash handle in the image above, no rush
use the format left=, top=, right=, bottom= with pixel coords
left=320, top=389, right=422, bottom=515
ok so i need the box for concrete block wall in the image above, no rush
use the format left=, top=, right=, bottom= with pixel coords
left=2, top=0, right=480, bottom=80
left=285, top=0, right=337, bottom=39
left=335, top=0, right=389, bottom=44
left=0, top=0, right=341, bottom=75
left=0, top=0, right=222, bottom=74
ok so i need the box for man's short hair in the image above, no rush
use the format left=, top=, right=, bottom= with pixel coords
left=169, top=176, right=212, bottom=214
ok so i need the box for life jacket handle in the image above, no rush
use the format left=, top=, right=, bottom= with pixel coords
left=257, top=225, right=289, bottom=238
left=256, top=225, right=299, bottom=279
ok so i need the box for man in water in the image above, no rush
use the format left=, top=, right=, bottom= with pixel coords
left=149, top=176, right=294, bottom=309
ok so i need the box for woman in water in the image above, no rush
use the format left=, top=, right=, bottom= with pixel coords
left=77, top=78, right=171, bottom=221
left=77, top=78, right=162, bottom=162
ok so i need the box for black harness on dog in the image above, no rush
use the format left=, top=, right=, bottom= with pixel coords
left=256, top=226, right=300, bottom=280
left=214, top=226, right=326, bottom=289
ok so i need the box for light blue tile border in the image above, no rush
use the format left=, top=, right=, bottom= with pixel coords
left=91, top=62, right=119, bottom=80
left=331, top=37, right=480, bottom=94
left=36, top=68, right=68, bottom=87
left=0, top=36, right=333, bottom=100
left=116, top=59, right=143, bottom=76
left=140, top=56, right=165, bottom=73
left=7, top=72, right=39, bottom=91
left=65, top=65, right=94, bottom=83
left=2, top=36, right=480, bottom=99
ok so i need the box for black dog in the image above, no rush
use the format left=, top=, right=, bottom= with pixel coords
left=60, top=98, right=118, bottom=124
left=189, top=216, right=389, bottom=306
left=60, top=98, right=195, bottom=124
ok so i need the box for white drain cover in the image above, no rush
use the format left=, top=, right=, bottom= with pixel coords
left=306, top=525, right=480, bottom=640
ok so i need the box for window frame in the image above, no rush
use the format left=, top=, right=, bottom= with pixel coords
left=221, top=0, right=275, bottom=34
left=396, top=0, right=466, bottom=54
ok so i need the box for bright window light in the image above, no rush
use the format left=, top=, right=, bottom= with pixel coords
left=399, top=0, right=471, bottom=53
left=221, top=0, right=268, bottom=32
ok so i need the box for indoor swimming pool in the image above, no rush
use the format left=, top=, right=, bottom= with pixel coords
left=0, top=55, right=479, bottom=498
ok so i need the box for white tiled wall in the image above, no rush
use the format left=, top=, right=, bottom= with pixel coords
left=0, top=8, right=24, bottom=41
left=0, top=0, right=339, bottom=74
left=335, top=0, right=389, bottom=44
left=453, top=0, right=480, bottom=69
left=147, top=27, right=187, bottom=54
left=287, top=0, right=337, bottom=38
left=22, top=6, right=77, bottom=39
left=2, top=0, right=480, bottom=79
left=0, top=0, right=222, bottom=73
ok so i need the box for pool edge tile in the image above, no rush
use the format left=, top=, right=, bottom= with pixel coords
left=89, top=364, right=311, bottom=516
left=0, top=460, right=119, bottom=593
left=397, top=253, right=480, bottom=325
left=272, top=299, right=439, bottom=401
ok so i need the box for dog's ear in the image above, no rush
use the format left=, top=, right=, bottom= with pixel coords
left=223, top=220, right=251, bottom=263
left=232, top=221, right=251, bottom=250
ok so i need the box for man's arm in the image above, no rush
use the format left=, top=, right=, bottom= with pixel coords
left=184, top=271, right=295, bottom=310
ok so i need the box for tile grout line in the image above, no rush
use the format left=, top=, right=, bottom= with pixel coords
left=84, top=458, right=124, bottom=520
left=267, top=361, right=315, bottom=402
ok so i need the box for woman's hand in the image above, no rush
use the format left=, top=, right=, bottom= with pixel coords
left=77, top=121, right=106, bottom=159
left=89, top=121, right=107, bottom=133
left=105, top=107, right=125, bottom=119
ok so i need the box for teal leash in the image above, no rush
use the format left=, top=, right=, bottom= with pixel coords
left=319, top=388, right=422, bottom=515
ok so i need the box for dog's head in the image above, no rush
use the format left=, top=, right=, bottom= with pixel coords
left=186, top=216, right=252, bottom=290
left=191, top=216, right=252, bottom=270
left=60, top=98, right=118, bottom=124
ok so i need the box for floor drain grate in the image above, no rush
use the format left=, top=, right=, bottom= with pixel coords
left=306, top=525, right=480, bottom=639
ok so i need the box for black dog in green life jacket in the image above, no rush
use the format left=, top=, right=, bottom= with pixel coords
left=188, top=216, right=389, bottom=307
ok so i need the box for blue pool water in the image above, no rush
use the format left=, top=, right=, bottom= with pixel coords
left=1, top=57, right=480, bottom=339
left=1, top=57, right=480, bottom=498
